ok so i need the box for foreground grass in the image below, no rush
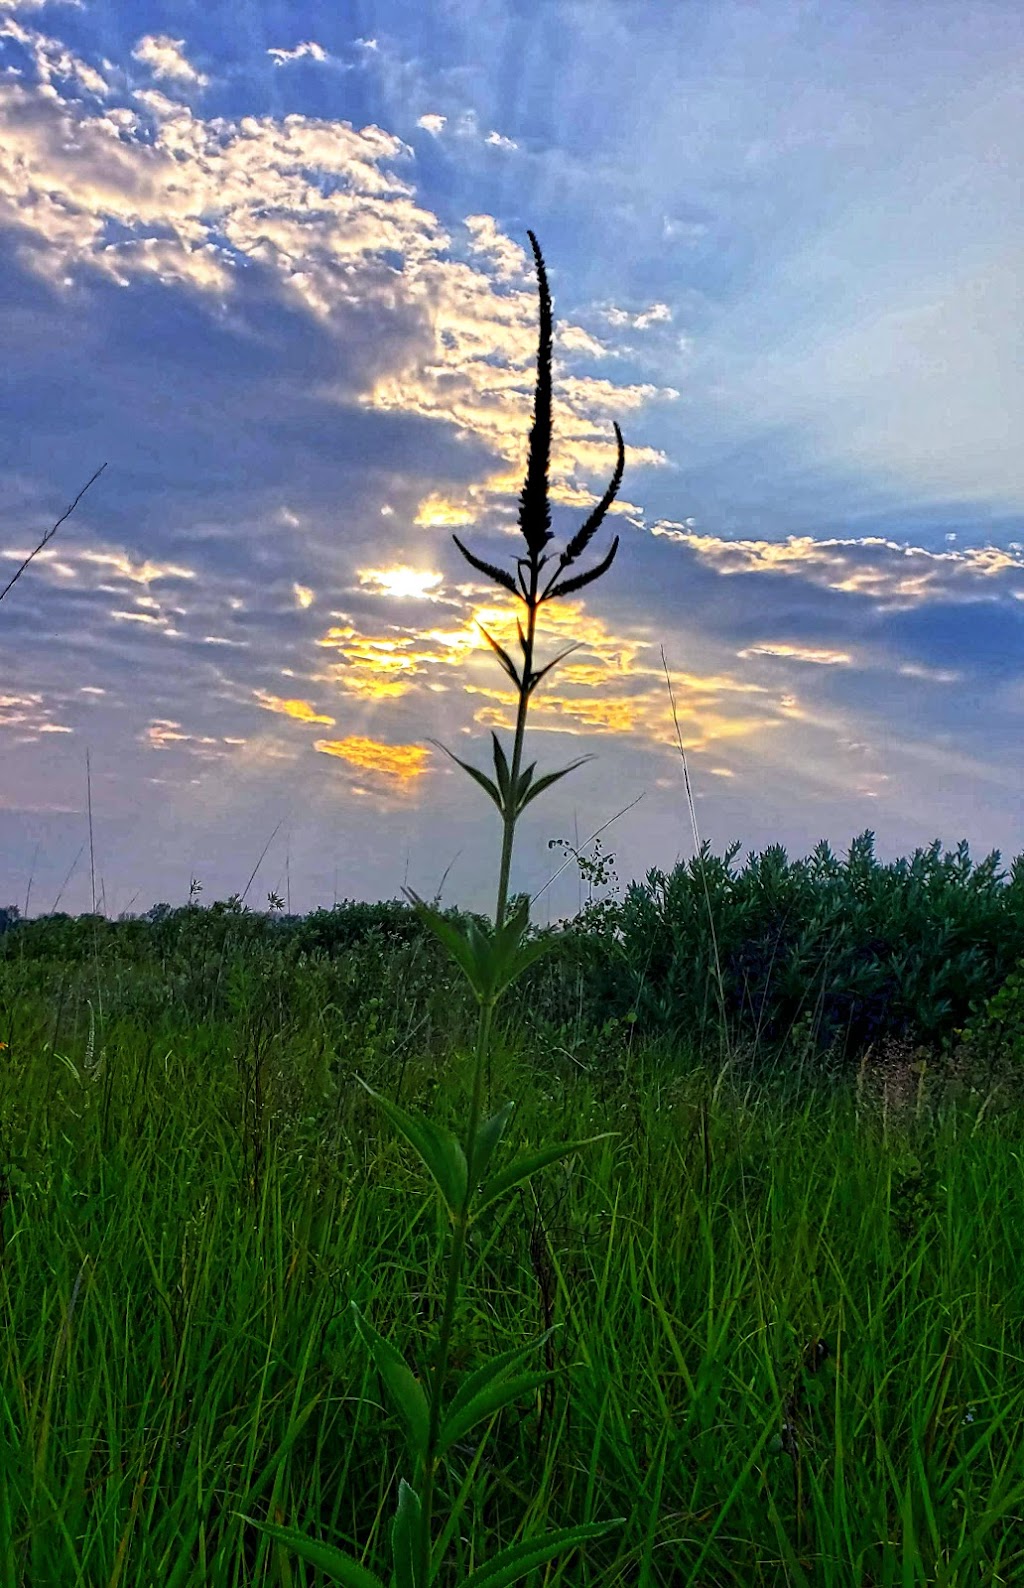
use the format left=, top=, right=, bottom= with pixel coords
left=1, top=1001, right=1023, bottom=1587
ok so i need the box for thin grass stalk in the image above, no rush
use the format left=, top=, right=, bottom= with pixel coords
left=661, top=646, right=733, bottom=1074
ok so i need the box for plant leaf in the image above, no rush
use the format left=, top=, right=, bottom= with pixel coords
left=354, top=1079, right=468, bottom=1223
left=494, top=933, right=559, bottom=996
left=391, top=1479, right=423, bottom=1588
left=515, top=756, right=595, bottom=815
left=427, top=740, right=504, bottom=816
left=233, top=1518, right=387, bottom=1588
left=514, top=761, right=536, bottom=801
left=525, top=641, right=582, bottom=694
left=437, top=1370, right=557, bottom=1460
left=468, top=1098, right=516, bottom=1185
left=451, top=535, right=520, bottom=598
left=516, top=618, right=528, bottom=658
left=557, top=422, right=625, bottom=569
left=490, top=733, right=512, bottom=805
left=443, top=1327, right=560, bottom=1428
left=483, top=895, right=558, bottom=999
left=477, top=623, right=522, bottom=689
left=456, top=1519, right=627, bottom=1588
left=350, top=1303, right=431, bottom=1462
left=494, top=889, right=530, bottom=950
left=403, top=889, right=488, bottom=1000
left=546, top=536, right=619, bottom=602
left=475, top=1134, right=621, bottom=1220
left=437, top=1327, right=560, bottom=1457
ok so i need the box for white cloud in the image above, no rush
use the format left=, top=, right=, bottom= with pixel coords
left=131, top=35, right=207, bottom=88
left=0, top=15, right=108, bottom=95
left=0, top=63, right=670, bottom=518
left=417, top=113, right=446, bottom=136
left=267, top=41, right=328, bottom=67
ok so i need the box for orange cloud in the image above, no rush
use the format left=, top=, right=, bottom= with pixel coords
left=314, top=735, right=431, bottom=783
left=254, top=690, right=335, bottom=726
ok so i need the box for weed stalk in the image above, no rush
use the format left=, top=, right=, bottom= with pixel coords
left=239, top=230, right=629, bottom=1586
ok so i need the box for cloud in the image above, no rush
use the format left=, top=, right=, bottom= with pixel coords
left=0, top=14, right=108, bottom=96
left=1, top=0, right=1023, bottom=920
left=131, top=35, right=208, bottom=88
left=267, top=41, right=328, bottom=67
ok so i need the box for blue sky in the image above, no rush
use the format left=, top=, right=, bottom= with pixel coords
left=1, top=0, right=1022, bottom=923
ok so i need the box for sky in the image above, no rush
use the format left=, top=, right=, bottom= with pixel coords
left=1, top=0, right=1022, bottom=925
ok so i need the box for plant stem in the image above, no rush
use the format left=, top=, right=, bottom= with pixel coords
left=418, top=995, right=496, bottom=1587
left=417, top=569, right=540, bottom=1583
left=494, top=582, right=539, bottom=933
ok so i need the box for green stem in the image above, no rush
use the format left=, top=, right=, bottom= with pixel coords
left=417, top=995, right=495, bottom=1588
left=494, top=586, right=539, bottom=932
left=416, top=582, right=541, bottom=1585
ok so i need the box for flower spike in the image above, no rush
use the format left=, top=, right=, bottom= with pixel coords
left=516, top=229, right=555, bottom=560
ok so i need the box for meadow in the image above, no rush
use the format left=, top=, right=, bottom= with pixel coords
left=2, top=231, right=1024, bottom=1587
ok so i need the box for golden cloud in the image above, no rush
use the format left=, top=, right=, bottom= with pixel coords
left=314, top=735, right=431, bottom=783
left=254, top=691, right=335, bottom=726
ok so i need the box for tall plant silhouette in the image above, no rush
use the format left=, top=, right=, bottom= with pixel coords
left=242, top=230, right=628, bottom=1587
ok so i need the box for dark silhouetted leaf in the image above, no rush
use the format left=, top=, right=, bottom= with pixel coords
left=477, top=622, right=522, bottom=688
left=427, top=738, right=504, bottom=815
left=452, top=535, right=520, bottom=597
left=546, top=536, right=619, bottom=602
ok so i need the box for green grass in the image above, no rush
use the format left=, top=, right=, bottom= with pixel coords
left=3, top=227, right=1024, bottom=1586
left=1, top=1005, right=1023, bottom=1585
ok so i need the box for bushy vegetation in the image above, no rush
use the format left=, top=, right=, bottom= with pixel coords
left=2, top=893, right=1024, bottom=1585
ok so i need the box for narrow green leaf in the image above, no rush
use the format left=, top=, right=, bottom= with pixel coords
left=494, top=891, right=530, bottom=953
left=464, top=916, right=499, bottom=1000
left=451, top=535, right=520, bottom=597
left=457, top=1519, right=626, bottom=1588
left=426, top=740, right=504, bottom=815
left=233, top=1518, right=387, bottom=1588
left=354, top=1079, right=468, bottom=1221
left=350, top=1303, right=431, bottom=1462
left=516, top=617, right=528, bottom=658
left=468, top=1099, right=516, bottom=1185
left=437, top=1370, right=557, bottom=1459
left=443, top=1327, right=560, bottom=1429
left=496, top=933, right=558, bottom=994
left=513, top=761, right=536, bottom=802
left=515, top=756, right=594, bottom=815
left=490, top=732, right=512, bottom=804
left=403, top=890, right=487, bottom=1000
left=391, top=1480, right=423, bottom=1588
left=475, top=1134, right=621, bottom=1220
left=437, top=1328, right=561, bottom=1458
left=467, top=906, right=544, bottom=1005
